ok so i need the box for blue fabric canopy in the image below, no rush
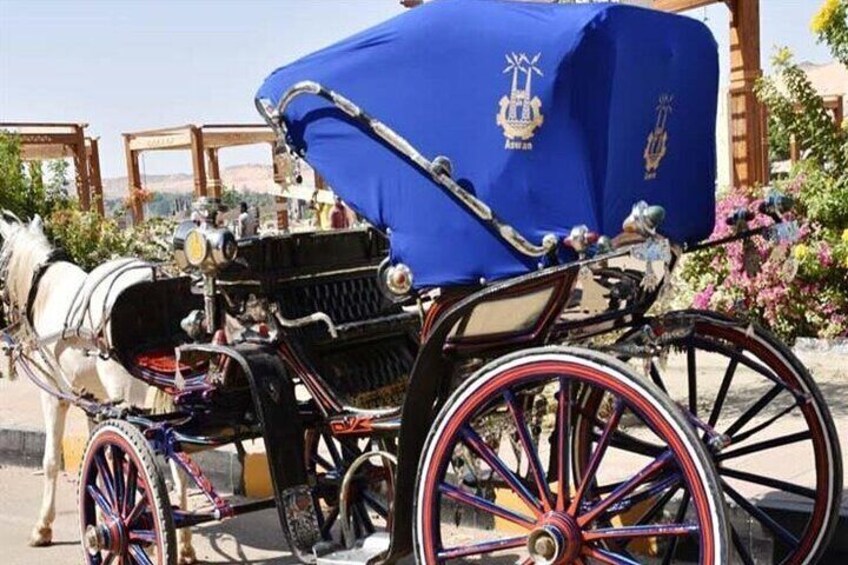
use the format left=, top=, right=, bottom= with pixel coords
left=256, top=0, right=719, bottom=288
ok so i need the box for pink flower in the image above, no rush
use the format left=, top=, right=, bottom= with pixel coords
left=817, top=242, right=833, bottom=267
left=693, top=284, right=715, bottom=310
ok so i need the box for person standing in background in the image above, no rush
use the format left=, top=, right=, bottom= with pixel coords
left=330, top=196, right=350, bottom=229
left=237, top=201, right=258, bottom=238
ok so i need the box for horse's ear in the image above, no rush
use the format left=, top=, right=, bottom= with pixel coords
left=0, top=217, right=11, bottom=239
left=29, top=214, right=44, bottom=234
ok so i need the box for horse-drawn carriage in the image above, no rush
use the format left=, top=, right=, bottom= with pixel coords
left=1, top=1, right=841, bottom=564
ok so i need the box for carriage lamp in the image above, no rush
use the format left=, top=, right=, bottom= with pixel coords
left=173, top=221, right=238, bottom=275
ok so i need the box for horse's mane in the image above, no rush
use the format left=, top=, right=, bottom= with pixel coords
left=0, top=222, right=53, bottom=313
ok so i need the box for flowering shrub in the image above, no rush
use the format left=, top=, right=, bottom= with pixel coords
left=682, top=1, right=848, bottom=341
left=681, top=174, right=848, bottom=340
left=47, top=208, right=177, bottom=272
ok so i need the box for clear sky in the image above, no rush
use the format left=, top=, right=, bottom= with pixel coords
left=0, top=0, right=834, bottom=179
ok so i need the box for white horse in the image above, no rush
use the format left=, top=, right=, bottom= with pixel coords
left=0, top=215, right=196, bottom=564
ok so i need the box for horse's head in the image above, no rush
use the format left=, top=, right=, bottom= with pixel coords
left=0, top=212, right=52, bottom=321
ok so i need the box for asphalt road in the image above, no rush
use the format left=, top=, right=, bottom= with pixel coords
left=0, top=464, right=299, bottom=565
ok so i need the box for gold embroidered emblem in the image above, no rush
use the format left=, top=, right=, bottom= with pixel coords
left=497, top=53, right=544, bottom=151
left=644, top=94, right=673, bottom=180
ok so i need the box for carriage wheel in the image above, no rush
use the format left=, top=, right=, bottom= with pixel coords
left=415, top=347, right=728, bottom=564
left=79, top=420, right=176, bottom=565
left=310, top=431, right=394, bottom=541
left=602, top=310, right=841, bottom=565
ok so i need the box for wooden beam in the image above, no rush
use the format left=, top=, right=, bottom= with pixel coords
left=124, top=135, right=144, bottom=224
left=72, top=125, right=91, bottom=211
left=189, top=126, right=208, bottom=198
left=272, top=146, right=289, bottom=232
left=728, top=0, right=767, bottom=189
left=202, top=130, right=276, bottom=149
left=20, top=144, right=73, bottom=160
left=206, top=148, right=222, bottom=199
left=653, top=0, right=720, bottom=13
left=87, top=138, right=104, bottom=216
left=127, top=131, right=192, bottom=151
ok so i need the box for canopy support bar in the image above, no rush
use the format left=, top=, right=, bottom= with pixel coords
left=257, top=81, right=558, bottom=259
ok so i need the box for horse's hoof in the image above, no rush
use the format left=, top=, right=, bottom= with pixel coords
left=28, top=526, right=52, bottom=547
left=179, top=545, right=197, bottom=564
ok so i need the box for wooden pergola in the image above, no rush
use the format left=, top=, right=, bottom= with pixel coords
left=122, top=124, right=279, bottom=224
left=0, top=122, right=104, bottom=214
left=655, top=0, right=767, bottom=190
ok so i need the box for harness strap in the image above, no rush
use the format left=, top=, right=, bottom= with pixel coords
left=25, top=249, right=70, bottom=326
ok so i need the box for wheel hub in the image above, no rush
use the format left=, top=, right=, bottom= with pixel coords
left=527, top=512, right=581, bottom=564
left=84, top=518, right=126, bottom=554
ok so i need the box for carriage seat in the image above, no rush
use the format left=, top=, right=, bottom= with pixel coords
left=108, top=276, right=204, bottom=374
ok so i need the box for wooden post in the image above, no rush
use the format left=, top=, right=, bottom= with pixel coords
left=87, top=138, right=105, bottom=216
left=272, top=145, right=289, bottom=232
left=73, top=124, right=91, bottom=210
left=124, top=135, right=144, bottom=224
left=189, top=126, right=208, bottom=198
left=728, top=0, right=768, bottom=190
left=206, top=148, right=222, bottom=199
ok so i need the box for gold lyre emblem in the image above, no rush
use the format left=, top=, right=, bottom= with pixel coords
left=497, top=53, right=544, bottom=151
left=644, top=94, right=673, bottom=180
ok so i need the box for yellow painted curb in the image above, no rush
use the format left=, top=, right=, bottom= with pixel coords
left=244, top=452, right=274, bottom=499
left=62, top=434, right=87, bottom=474
left=494, top=486, right=659, bottom=556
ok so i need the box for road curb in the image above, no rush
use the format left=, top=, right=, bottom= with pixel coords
left=0, top=425, right=274, bottom=499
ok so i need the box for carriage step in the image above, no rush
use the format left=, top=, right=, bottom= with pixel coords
left=315, top=532, right=391, bottom=565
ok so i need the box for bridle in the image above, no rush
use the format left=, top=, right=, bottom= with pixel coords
left=0, top=231, right=69, bottom=330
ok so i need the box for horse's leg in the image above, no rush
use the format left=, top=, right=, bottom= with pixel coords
left=30, top=391, right=68, bottom=547
left=169, top=459, right=197, bottom=564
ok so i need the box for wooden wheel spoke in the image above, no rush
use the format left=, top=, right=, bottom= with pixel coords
left=87, top=484, right=117, bottom=519
left=649, top=362, right=668, bottom=394
left=126, top=496, right=149, bottom=527
left=731, top=525, right=756, bottom=565
left=660, top=491, right=690, bottom=565
left=730, top=401, right=802, bottom=445
left=437, top=535, right=527, bottom=560
left=570, top=399, right=625, bottom=515
left=597, top=473, right=681, bottom=522
left=606, top=429, right=665, bottom=458
left=690, top=336, right=789, bottom=390
left=707, top=356, right=739, bottom=428
left=460, top=425, right=543, bottom=516
left=556, top=377, right=572, bottom=511
left=634, top=483, right=681, bottom=526
left=719, top=467, right=817, bottom=499
left=687, top=342, right=697, bottom=416
left=724, top=383, right=784, bottom=438
left=128, top=529, right=156, bottom=546
left=718, top=430, right=812, bottom=461
left=722, top=481, right=800, bottom=548
left=584, top=522, right=699, bottom=542
left=94, top=451, right=116, bottom=503
left=439, top=483, right=535, bottom=529
left=503, top=389, right=554, bottom=510
left=361, top=490, right=389, bottom=519
left=102, top=552, right=116, bottom=565
left=110, top=447, right=125, bottom=515
left=578, top=451, right=672, bottom=526
left=122, top=463, right=138, bottom=518
left=320, top=506, right=339, bottom=539
left=582, top=546, right=641, bottom=565
left=128, top=544, right=154, bottom=565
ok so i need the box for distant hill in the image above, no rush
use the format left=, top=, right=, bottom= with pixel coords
left=102, top=163, right=276, bottom=199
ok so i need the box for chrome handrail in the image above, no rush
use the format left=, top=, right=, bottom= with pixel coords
left=256, top=81, right=558, bottom=259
